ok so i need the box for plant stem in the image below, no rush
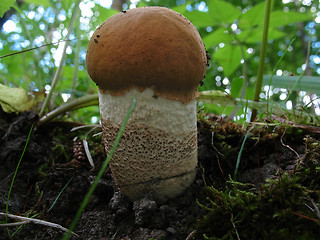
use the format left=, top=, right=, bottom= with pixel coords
left=71, top=8, right=81, bottom=100
left=250, top=0, right=272, bottom=122
left=39, top=0, right=81, bottom=117
left=38, top=94, right=99, bottom=126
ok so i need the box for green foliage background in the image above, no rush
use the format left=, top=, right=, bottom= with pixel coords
left=0, top=0, right=319, bottom=123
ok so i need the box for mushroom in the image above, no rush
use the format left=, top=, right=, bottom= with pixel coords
left=86, top=6, right=207, bottom=202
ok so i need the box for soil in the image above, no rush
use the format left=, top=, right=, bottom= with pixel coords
left=0, top=109, right=319, bottom=240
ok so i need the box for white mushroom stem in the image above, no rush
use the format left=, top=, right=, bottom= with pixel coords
left=99, top=88, right=197, bottom=202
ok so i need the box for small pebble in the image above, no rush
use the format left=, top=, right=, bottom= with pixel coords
left=167, top=227, right=176, bottom=234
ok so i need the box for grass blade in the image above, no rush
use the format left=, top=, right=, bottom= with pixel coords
left=62, top=97, right=136, bottom=240
left=234, top=124, right=256, bottom=179
left=5, top=124, right=34, bottom=237
left=48, top=177, right=73, bottom=212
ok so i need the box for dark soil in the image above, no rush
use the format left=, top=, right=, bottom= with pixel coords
left=1, top=110, right=319, bottom=240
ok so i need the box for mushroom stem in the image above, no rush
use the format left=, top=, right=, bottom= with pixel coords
left=99, top=88, right=197, bottom=201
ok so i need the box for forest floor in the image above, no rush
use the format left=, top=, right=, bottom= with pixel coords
left=1, top=109, right=320, bottom=240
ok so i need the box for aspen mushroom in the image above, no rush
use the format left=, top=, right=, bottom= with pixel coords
left=86, top=6, right=207, bottom=202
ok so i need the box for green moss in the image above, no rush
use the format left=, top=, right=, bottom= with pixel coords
left=196, top=136, right=320, bottom=240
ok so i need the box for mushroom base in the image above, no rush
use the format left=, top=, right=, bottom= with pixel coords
left=99, top=88, right=197, bottom=202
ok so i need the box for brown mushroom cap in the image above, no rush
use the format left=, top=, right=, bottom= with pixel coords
left=86, top=6, right=207, bottom=104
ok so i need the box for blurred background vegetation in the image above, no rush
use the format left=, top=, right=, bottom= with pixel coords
left=0, top=0, right=319, bottom=124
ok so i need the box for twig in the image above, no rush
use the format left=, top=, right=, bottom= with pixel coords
left=83, top=125, right=101, bottom=168
left=0, top=212, right=78, bottom=237
left=231, top=213, right=241, bottom=240
left=308, top=197, right=320, bottom=220
left=185, top=230, right=197, bottom=240
left=0, top=221, right=30, bottom=227
left=290, top=211, right=320, bottom=224
left=92, top=132, right=102, bottom=137
left=71, top=124, right=101, bottom=132
left=280, top=128, right=302, bottom=162
left=0, top=40, right=73, bottom=59
left=83, top=139, right=94, bottom=168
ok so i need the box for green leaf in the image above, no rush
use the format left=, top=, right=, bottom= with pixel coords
left=183, top=11, right=217, bottom=27
left=213, top=44, right=242, bottom=76
left=137, top=0, right=148, bottom=8
left=244, top=86, right=255, bottom=100
left=208, top=0, right=241, bottom=25
left=198, top=90, right=238, bottom=115
left=207, top=104, right=238, bottom=116
left=171, top=1, right=191, bottom=14
left=263, top=75, right=320, bottom=95
left=238, top=4, right=313, bottom=30
left=203, top=28, right=234, bottom=49
left=24, top=0, right=51, bottom=7
left=238, top=2, right=265, bottom=29
left=0, top=0, right=15, bottom=18
left=95, top=4, right=119, bottom=24
left=198, top=90, right=288, bottom=116
left=238, top=27, right=285, bottom=43
left=270, top=11, right=313, bottom=28
left=231, top=77, right=244, bottom=98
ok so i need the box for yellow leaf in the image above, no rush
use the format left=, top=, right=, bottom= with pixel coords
left=0, top=84, right=35, bottom=113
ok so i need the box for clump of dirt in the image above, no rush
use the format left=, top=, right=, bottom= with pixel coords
left=1, top=110, right=319, bottom=240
